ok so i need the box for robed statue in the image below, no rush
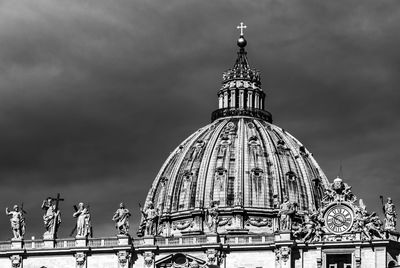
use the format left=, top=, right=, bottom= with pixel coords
left=73, top=202, right=92, bottom=238
left=41, top=196, right=62, bottom=238
left=140, top=201, right=158, bottom=236
left=5, top=205, right=25, bottom=239
left=278, top=196, right=296, bottom=231
left=206, top=201, right=219, bottom=233
left=383, top=197, right=397, bottom=231
left=112, top=202, right=131, bottom=235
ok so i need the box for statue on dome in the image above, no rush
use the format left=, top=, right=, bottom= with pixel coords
left=41, top=196, right=62, bottom=238
left=207, top=201, right=219, bottom=233
left=140, top=201, right=158, bottom=236
left=112, top=202, right=131, bottom=236
left=73, top=202, right=92, bottom=238
left=278, top=196, right=296, bottom=231
left=5, top=205, right=26, bottom=239
left=381, top=196, right=397, bottom=231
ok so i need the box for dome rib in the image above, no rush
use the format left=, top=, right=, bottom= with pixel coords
left=196, top=120, right=230, bottom=209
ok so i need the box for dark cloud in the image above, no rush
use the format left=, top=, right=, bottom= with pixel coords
left=0, top=0, right=399, bottom=239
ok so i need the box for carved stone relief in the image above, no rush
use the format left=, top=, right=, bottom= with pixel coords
left=117, top=250, right=131, bottom=267
left=275, top=246, right=291, bottom=264
left=143, top=252, right=155, bottom=267
left=75, top=252, right=86, bottom=267
left=246, top=217, right=272, bottom=227
left=10, top=255, right=22, bottom=268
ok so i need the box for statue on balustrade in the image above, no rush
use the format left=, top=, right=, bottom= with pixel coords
left=5, top=205, right=25, bottom=239
left=353, top=205, right=384, bottom=240
left=41, top=196, right=62, bottom=238
left=112, top=202, right=131, bottom=235
left=278, top=196, right=296, bottom=231
left=382, top=196, right=397, bottom=231
left=140, top=201, right=158, bottom=236
left=73, top=202, right=92, bottom=238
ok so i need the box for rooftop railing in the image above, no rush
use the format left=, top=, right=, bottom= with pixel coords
left=0, top=231, right=396, bottom=252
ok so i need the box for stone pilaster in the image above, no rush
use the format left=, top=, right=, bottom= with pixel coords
left=316, top=247, right=322, bottom=268
left=355, top=246, right=361, bottom=268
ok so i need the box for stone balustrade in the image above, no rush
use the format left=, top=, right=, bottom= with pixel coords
left=0, top=231, right=399, bottom=252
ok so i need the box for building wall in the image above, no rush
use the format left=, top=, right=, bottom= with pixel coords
left=23, top=255, right=75, bottom=268
left=225, top=250, right=275, bottom=268
left=88, top=254, right=119, bottom=268
left=0, top=237, right=399, bottom=268
left=302, top=249, right=318, bottom=268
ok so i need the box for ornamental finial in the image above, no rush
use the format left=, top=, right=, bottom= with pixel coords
left=236, top=22, right=247, bottom=36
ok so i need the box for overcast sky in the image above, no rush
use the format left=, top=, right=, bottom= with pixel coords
left=0, top=0, right=399, bottom=240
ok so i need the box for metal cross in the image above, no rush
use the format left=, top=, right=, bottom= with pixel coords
left=237, top=22, right=247, bottom=36
left=51, top=193, right=64, bottom=211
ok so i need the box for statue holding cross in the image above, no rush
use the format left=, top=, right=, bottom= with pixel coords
left=41, top=193, right=64, bottom=239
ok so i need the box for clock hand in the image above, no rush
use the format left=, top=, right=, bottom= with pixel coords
left=332, top=215, right=346, bottom=225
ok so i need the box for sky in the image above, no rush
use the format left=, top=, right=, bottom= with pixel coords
left=0, top=0, right=399, bottom=240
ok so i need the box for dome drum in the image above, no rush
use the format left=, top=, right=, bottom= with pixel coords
left=211, top=107, right=272, bottom=122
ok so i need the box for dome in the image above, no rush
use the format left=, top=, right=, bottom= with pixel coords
left=138, top=31, right=330, bottom=237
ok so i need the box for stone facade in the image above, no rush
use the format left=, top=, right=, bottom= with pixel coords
left=0, top=233, right=399, bottom=267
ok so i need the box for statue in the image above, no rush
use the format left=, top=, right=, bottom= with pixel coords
left=41, top=194, right=63, bottom=238
left=323, top=177, right=356, bottom=204
left=140, top=201, right=158, bottom=236
left=365, top=215, right=385, bottom=240
left=112, top=202, right=131, bottom=235
left=292, top=210, right=323, bottom=243
left=353, top=208, right=384, bottom=240
left=382, top=197, right=397, bottom=231
left=5, top=205, right=25, bottom=239
left=207, top=201, right=219, bottom=233
left=278, top=196, right=296, bottom=231
left=73, top=202, right=92, bottom=238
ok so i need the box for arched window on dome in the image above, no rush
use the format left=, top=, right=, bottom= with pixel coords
left=249, top=168, right=265, bottom=207
left=226, top=176, right=235, bottom=207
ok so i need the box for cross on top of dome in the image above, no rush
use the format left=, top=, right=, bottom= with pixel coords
left=237, top=22, right=247, bottom=36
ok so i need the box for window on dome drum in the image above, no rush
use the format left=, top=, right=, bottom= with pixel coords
left=227, top=177, right=235, bottom=206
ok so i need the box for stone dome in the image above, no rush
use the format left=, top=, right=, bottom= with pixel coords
left=139, top=33, right=330, bottom=237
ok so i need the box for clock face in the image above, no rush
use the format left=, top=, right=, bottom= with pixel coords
left=324, top=204, right=354, bottom=234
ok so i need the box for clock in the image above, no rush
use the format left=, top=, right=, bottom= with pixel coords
left=324, top=204, right=354, bottom=234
